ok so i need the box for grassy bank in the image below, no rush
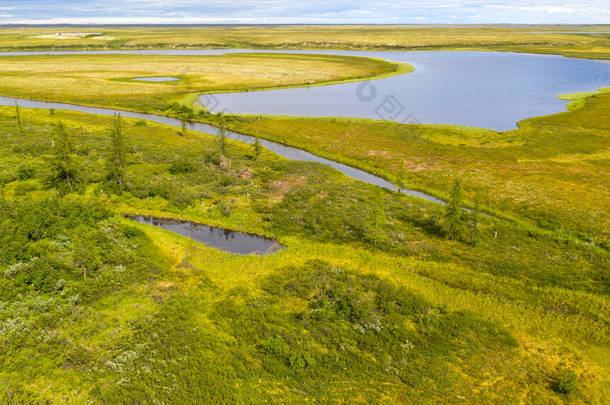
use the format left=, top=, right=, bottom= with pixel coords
left=217, top=87, right=610, bottom=248
left=0, top=52, right=405, bottom=112
left=0, top=105, right=608, bottom=402
left=1, top=25, right=609, bottom=59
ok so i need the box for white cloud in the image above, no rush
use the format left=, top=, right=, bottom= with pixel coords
left=0, top=0, right=608, bottom=24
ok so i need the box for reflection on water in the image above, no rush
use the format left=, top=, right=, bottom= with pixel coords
left=127, top=215, right=282, bottom=255
left=1, top=49, right=607, bottom=201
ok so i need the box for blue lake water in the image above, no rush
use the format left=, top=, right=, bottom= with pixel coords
left=198, top=50, right=610, bottom=131
left=2, top=49, right=608, bottom=130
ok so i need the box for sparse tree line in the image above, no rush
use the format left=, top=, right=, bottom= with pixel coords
left=163, top=104, right=264, bottom=161
left=11, top=103, right=266, bottom=195
left=45, top=113, right=128, bottom=192
left=15, top=102, right=475, bottom=246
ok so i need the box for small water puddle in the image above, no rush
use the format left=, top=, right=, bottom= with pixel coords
left=131, top=76, right=180, bottom=82
left=127, top=215, right=282, bottom=255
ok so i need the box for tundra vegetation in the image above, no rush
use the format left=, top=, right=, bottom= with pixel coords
left=0, top=26, right=608, bottom=404
left=0, top=53, right=406, bottom=112
left=221, top=91, right=610, bottom=249
left=0, top=25, right=609, bottom=59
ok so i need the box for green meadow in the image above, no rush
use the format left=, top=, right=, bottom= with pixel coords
left=220, top=88, right=610, bottom=249
left=0, top=26, right=608, bottom=404
left=1, top=105, right=608, bottom=403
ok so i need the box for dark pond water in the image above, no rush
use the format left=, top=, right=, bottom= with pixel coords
left=2, top=49, right=608, bottom=130
left=0, top=96, right=443, bottom=204
left=132, top=76, right=180, bottom=82
left=127, top=215, right=282, bottom=255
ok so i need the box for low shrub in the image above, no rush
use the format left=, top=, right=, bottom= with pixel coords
left=169, top=158, right=198, bottom=175
left=550, top=368, right=578, bottom=395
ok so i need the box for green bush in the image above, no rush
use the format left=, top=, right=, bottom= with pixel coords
left=219, top=175, right=233, bottom=187
left=16, top=165, right=35, bottom=180
left=261, top=337, right=288, bottom=356
left=122, top=224, right=146, bottom=239
left=288, top=352, right=316, bottom=369
left=550, top=368, right=578, bottom=395
left=13, top=181, right=38, bottom=196
left=169, top=158, right=198, bottom=175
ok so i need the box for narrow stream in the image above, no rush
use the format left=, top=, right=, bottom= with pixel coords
left=0, top=96, right=445, bottom=204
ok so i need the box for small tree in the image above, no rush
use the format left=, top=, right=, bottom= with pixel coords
left=107, top=113, right=127, bottom=186
left=72, top=226, right=102, bottom=279
left=253, top=136, right=262, bottom=160
left=444, top=179, right=464, bottom=241
left=218, top=124, right=227, bottom=155
left=48, top=122, right=79, bottom=191
left=373, top=188, right=382, bottom=247
left=471, top=197, right=480, bottom=246
left=180, top=114, right=188, bottom=136
left=15, top=100, right=22, bottom=132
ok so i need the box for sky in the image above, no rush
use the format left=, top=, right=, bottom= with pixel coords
left=0, top=0, right=608, bottom=25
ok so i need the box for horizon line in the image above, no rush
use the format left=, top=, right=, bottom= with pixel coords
left=1, top=23, right=610, bottom=27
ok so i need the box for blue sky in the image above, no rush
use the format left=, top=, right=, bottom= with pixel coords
left=0, top=0, right=608, bottom=24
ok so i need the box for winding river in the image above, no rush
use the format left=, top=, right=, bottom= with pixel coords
left=1, top=49, right=609, bottom=204
left=0, top=96, right=444, bottom=203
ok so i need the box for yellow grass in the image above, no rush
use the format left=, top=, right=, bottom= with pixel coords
left=0, top=53, right=403, bottom=111
left=1, top=25, right=609, bottom=59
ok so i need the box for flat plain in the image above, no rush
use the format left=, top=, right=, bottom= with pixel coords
left=1, top=25, right=610, bottom=59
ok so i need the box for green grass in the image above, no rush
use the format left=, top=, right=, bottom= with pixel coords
left=0, top=104, right=608, bottom=403
left=0, top=32, right=608, bottom=402
left=558, top=87, right=610, bottom=111
left=218, top=87, right=610, bottom=249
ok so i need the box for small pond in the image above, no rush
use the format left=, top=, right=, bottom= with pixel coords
left=131, top=76, right=180, bottom=82
left=127, top=215, right=282, bottom=255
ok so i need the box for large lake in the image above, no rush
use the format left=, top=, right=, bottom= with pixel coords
left=2, top=49, right=608, bottom=130
left=198, top=50, right=610, bottom=131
